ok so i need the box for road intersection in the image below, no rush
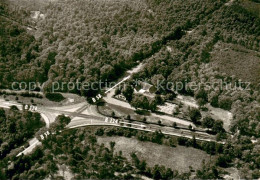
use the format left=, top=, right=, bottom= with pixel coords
left=0, top=63, right=223, bottom=157
left=0, top=95, right=223, bottom=157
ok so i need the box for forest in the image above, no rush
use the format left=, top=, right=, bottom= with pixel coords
left=1, top=0, right=228, bottom=91
left=0, top=0, right=259, bottom=178
left=0, top=106, right=45, bottom=160
left=1, top=125, right=259, bottom=179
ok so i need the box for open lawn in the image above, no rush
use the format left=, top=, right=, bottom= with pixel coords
left=205, top=104, right=233, bottom=131
left=241, top=0, right=260, bottom=18
left=157, top=102, right=177, bottom=115
left=97, top=136, right=212, bottom=173
left=211, top=42, right=260, bottom=85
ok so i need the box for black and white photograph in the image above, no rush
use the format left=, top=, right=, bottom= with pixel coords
left=0, top=0, right=259, bottom=179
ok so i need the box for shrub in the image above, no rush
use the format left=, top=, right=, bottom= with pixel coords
left=218, top=97, right=232, bottom=110
left=45, top=93, right=65, bottom=102
left=188, top=108, right=201, bottom=124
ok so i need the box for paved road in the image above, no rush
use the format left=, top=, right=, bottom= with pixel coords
left=101, top=62, right=197, bottom=128
left=67, top=117, right=220, bottom=143
left=0, top=98, right=23, bottom=110
left=40, top=113, right=50, bottom=128
left=17, top=138, right=41, bottom=157
left=104, top=85, right=197, bottom=128
left=105, top=76, right=131, bottom=94
left=105, top=63, right=144, bottom=94
left=38, top=106, right=105, bottom=120
left=0, top=89, right=221, bottom=158
left=81, top=105, right=105, bottom=117
left=104, top=89, right=134, bottom=110
left=18, top=113, right=221, bottom=157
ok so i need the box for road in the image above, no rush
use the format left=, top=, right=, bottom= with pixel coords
left=104, top=63, right=145, bottom=94
left=67, top=117, right=219, bottom=143
left=103, top=64, right=145, bottom=109
left=17, top=138, right=41, bottom=157
left=104, top=90, right=196, bottom=128
left=105, top=76, right=131, bottom=94
left=20, top=99, right=218, bottom=142
left=0, top=95, right=222, bottom=157
left=102, top=66, right=197, bottom=128
left=104, top=88, right=134, bottom=110
left=0, top=58, right=222, bottom=157
left=17, top=113, right=221, bottom=157
left=0, top=98, right=23, bottom=110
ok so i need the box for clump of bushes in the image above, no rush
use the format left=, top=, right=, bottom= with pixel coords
left=45, top=92, right=65, bottom=102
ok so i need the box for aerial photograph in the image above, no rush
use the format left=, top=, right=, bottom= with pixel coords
left=0, top=0, right=259, bottom=179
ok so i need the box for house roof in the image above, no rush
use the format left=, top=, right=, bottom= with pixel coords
left=139, top=81, right=153, bottom=91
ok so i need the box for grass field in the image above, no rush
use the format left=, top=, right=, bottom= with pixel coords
left=206, top=104, right=233, bottom=131
left=200, top=104, right=233, bottom=131
left=240, top=0, right=260, bottom=18
left=97, top=136, right=212, bottom=173
left=211, top=42, right=260, bottom=85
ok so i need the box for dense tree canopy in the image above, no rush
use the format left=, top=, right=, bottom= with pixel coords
left=0, top=0, right=259, bottom=178
left=0, top=107, right=45, bottom=159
